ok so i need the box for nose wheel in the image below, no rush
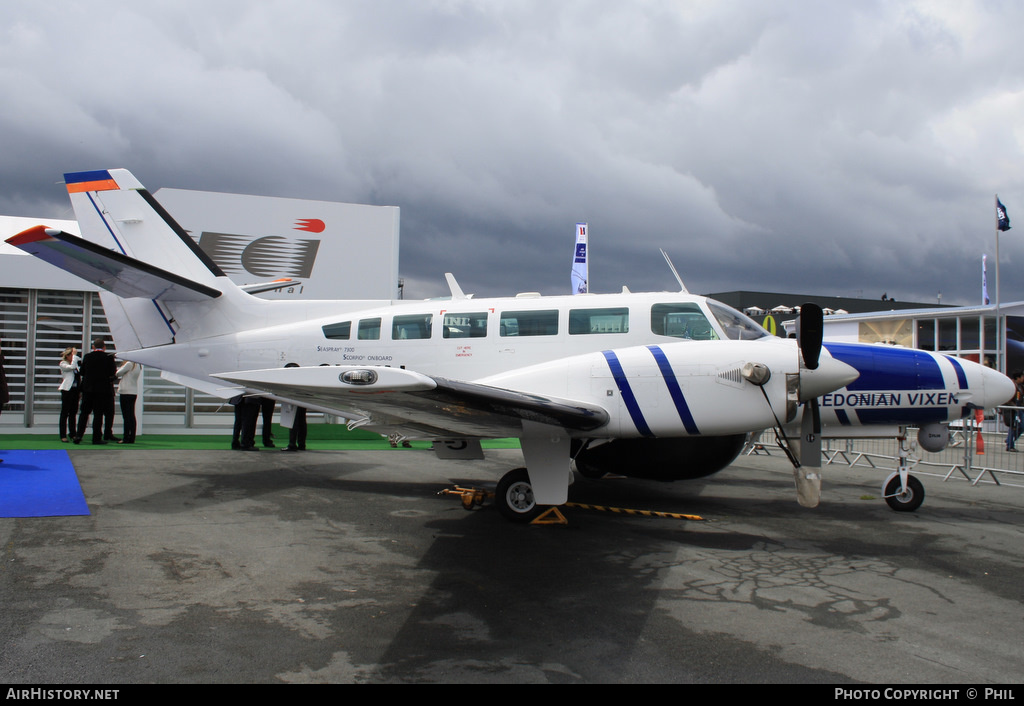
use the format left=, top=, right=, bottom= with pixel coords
left=882, top=472, right=925, bottom=512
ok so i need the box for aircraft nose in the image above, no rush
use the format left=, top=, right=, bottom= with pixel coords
left=798, top=356, right=860, bottom=401
left=982, top=366, right=1017, bottom=409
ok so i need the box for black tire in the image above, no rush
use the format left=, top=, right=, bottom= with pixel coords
left=883, top=473, right=925, bottom=512
left=495, top=468, right=543, bottom=523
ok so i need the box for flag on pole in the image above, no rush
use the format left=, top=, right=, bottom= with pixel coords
left=983, top=254, right=990, bottom=305
left=997, top=197, right=1011, bottom=231
left=572, top=223, right=588, bottom=294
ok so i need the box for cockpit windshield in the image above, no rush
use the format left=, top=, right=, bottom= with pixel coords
left=706, top=300, right=772, bottom=341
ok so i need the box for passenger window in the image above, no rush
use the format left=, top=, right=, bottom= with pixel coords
left=322, top=321, right=351, bottom=340
left=358, top=317, right=381, bottom=340
left=499, top=310, right=558, bottom=337
left=569, top=307, right=629, bottom=334
left=651, top=303, right=719, bottom=340
left=443, top=312, right=488, bottom=338
left=392, top=313, right=433, bottom=340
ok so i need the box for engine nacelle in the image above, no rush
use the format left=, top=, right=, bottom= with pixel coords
left=573, top=435, right=747, bottom=482
left=917, top=422, right=949, bottom=453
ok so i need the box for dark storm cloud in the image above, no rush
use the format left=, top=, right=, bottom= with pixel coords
left=1, top=1, right=1023, bottom=304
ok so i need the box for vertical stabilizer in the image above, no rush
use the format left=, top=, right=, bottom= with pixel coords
left=65, top=170, right=225, bottom=285
left=64, top=169, right=229, bottom=349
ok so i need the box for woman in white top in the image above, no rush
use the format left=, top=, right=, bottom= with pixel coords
left=115, top=361, right=142, bottom=443
left=58, top=347, right=81, bottom=442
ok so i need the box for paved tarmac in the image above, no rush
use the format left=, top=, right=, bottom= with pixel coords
left=1, top=445, right=1022, bottom=684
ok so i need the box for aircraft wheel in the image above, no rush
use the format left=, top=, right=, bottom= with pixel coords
left=883, top=473, right=925, bottom=512
left=496, top=468, right=542, bottom=523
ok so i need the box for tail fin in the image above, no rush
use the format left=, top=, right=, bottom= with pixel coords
left=12, top=169, right=364, bottom=356
left=65, top=169, right=226, bottom=286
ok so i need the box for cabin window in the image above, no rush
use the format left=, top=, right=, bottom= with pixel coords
left=651, top=303, right=719, bottom=340
left=707, top=301, right=770, bottom=341
left=499, top=309, right=559, bottom=337
left=357, top=317, right=381, bottom=340
left=322, top=321, right=351, bottom=340
left=569, top=307, right=629, bottom=334
left=392, top=313, right=433, bottom=340
left=443, top=312, right=488, bottom=338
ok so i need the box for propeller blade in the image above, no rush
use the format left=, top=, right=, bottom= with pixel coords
left=797, top=302, right=824, bottom=370
left=794, top=398, right=822, bottom=507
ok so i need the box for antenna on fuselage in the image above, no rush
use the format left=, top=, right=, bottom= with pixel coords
left=445, top=273, right=472, bottom=299
left=660, top=249, right=688, bottom=293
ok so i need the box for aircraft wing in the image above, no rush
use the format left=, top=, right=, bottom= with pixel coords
left=215, top=365, right=610, bottom=439
left=5, top=226, right=221, bottom=301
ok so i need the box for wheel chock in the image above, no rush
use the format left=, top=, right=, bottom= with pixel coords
left=530, top=506, right=568, bottom=525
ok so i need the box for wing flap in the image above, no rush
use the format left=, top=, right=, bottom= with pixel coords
left=215, top=365, right=610, bottom=439
left=5, top=226, right=221, bottom=301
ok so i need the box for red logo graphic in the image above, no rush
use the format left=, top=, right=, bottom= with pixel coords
left=294, top=218, right=326, bottom=233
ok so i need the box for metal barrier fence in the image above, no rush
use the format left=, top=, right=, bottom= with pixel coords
left=746, top=406, right=1024, bottom=490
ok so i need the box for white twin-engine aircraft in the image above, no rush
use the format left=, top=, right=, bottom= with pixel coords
left=7, top=169, right=1015, bottom=521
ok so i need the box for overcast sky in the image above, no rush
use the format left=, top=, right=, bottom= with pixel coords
left=2, top=1, right=1023, bottom=305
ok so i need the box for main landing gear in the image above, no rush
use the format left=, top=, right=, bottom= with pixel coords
left=495, top=468, right=543, bottom=523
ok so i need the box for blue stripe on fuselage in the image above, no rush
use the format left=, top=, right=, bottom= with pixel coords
left=823, top=342, right=945, bottom=391
left=646, top=345, right=700, bottom=435
left=944, top=355, right=969, bottom=389
left=602, top=351, right=653, bottom=437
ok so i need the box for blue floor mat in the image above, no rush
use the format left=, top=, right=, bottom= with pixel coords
left=0, top=450, right=90, bottom=517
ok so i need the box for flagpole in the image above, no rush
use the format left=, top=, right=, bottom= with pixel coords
left=996, top=194, right=1003, bottom=372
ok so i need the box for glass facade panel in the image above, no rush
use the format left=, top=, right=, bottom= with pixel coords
left=916, top=319, right=935, bottom=351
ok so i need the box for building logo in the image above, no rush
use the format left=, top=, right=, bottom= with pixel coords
left=197, top=229, right=322, bottom=278
left=294, top=218, right=326, bottom=233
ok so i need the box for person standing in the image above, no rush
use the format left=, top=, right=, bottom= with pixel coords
left=230, top=394, right=260, bottom=451
left=1005, top=370, right=1024, bottom=452
left=58, top=347, right=81, bottom=442
left=280, top=364, right=306, bottom=452
left=115, top=360, right=141, bottom=444
left=75, top=338, right=117, bottom=445
left=282, top=403, right=307, bottom=451
left=259, top=397, right=276, bottom=448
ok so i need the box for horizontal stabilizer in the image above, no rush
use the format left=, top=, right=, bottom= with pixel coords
left=240, top=278, right=295, bottom=295
left=6, top=226, right=221, bottom=301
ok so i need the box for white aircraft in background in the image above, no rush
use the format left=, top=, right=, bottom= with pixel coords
left=7, top=169, right=1015, bottom=521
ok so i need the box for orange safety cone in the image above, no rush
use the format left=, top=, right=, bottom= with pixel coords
left=976, top=408, right=985, bottom=454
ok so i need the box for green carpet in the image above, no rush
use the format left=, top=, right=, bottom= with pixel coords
left=0, top=424, right=521, bottom=452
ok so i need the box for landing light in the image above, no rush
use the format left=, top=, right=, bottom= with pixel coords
left=340, top=369, right=378, bottom=385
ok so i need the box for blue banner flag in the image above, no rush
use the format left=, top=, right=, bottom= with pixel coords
left=997, top=197, right=1011, bottom=231
left=572, top=223, right=588, bottom=294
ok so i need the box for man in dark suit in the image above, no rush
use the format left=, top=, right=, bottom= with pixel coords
left=74, top=338, right=118, bottom=445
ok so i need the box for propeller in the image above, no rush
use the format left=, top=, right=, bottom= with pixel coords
left=742, top=302, right=857, bottom=507
left=796, top=303, right=823, bottom=371
left=794, top=303, right=825, bottom=507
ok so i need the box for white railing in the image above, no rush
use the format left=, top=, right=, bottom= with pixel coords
left=747, top=409, right=1024, bottom=490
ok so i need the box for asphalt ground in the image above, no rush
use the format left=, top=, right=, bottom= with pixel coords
left=1, top=444, right=1022, bottom=685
